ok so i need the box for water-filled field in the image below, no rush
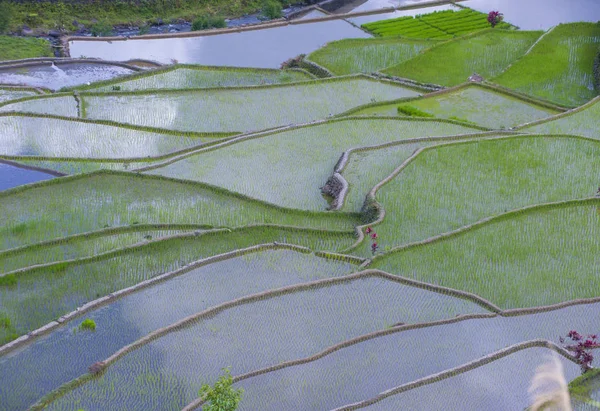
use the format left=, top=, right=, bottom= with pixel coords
left=68, top=20, right=371, bottom=66
left=353, top=85, right=560, bottom=128
left=2, top=6, right=599, bottom=410
left=0, top=63, right=135, bottom=90
left=144, top=118, right=479, bottom=210
left=78, top=66, right=313, bottom=92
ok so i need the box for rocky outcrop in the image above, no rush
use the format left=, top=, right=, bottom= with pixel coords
left=320, top=173, right=348, bottom=210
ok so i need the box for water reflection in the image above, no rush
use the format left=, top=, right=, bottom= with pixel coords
left=0, top=63, right=134, bottom=91
left=69, top=20, right=370, bottom=67
left=0, top=162, right=56, bottom=191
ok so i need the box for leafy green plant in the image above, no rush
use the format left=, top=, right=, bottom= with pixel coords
left=191, top=15, right=226, bottom=31
left=0, top=1, right=13, bottom=33
left=138, top=24, right=150, bottom=35
left=0, top=274, right=17, bottom=287
left=54, top=1, right=68, bottom=31
left=90, top=21, right=113, bottom=37
left=261, top=0, right=282, bottom=20
left=79, top=318, right=96, bottom=331
left=397, top=105, right=434, bottom=117
left=0, top=312, right=11, bottom=328
left=199, top=368, right=243, bottom=411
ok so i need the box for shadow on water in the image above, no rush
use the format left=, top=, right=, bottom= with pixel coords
left=0, top=162, right=55, bottom=191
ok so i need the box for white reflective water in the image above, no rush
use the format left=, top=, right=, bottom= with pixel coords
left=0, top=63, right=134, bottom=90
left=69, top=20, right=371, bottom=67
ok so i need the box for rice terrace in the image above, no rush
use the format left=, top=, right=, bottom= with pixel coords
left=0, top=0, right=599, bottom=409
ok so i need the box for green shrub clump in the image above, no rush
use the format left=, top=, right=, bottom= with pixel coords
left=90, top=21, right=113, bottom=37
left=0, top=1, right=13, bottom=33
left=0, top=312, right=11, bottom=329
left=191, top=16, right=226, bottom=31
left=79, top=318, right=96, bottom=331
left=0, top=274, right=17, bottom=287
left=199, top=368, right=243, bottom=411
left=262, top=0, right=282, bottom=20
left=397, top=105, right=434, bottom=117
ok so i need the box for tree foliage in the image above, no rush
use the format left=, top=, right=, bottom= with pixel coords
left=262, top=0, right=282, bottom=20
left=199, top=368, right=243, bottom=411
left=191, top=15, right=226, bottom=31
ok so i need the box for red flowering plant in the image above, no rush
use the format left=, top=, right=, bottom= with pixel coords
left=487, top=11, right=504, bottom=28
left=560, top=331, right=600, bottom=373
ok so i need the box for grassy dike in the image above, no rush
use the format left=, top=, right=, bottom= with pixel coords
left=0, top=35, right=52, bottom=60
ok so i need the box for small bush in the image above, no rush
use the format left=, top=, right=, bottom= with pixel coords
left=90, top=21, right=113, bottom=37
left=0, top=2, right=13, bottom=34
left=262, top=0, right=282, bottom=20
left=191, top=16, right=226, bottom=31
left=11, top=222, right=31, bottom=235
left=199, top=368, right=243, bottom=411
left=0, top=313, right=11, bottom=329
left=80, top=318, right=96, bottom=331
left=24, top=13, right=42, bottom=27
left=397, top=105, right=434, bottom=117
left=0, top=274, right=17, bottom=287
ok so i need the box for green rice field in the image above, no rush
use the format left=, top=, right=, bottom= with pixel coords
left=521, top=97, right=600, bottom=138
left=359, top=136, right=599, bottom=252
left=371, top=201, right=600, bottom=308
left=2, top=10, right=599, bottom=411
left=383, top=29, right=542, bottom=86
left=493, top=23, right=600, bottom=106
left=0, top=88, right=39, bottom=103
left=0, top=78, right=421, bottom=133
left=307, top=37, right=436, bottom=75
left=144, top=118, right=479, bottom=210
left=0, top=172, right=359, bottom=250
left=352, top=85, right=560, bottom=128
left=362, top=9, right=513, bottom=39
left=0, top=115, right=225, bottom=159
left=74, top=66, right=313, bottom=92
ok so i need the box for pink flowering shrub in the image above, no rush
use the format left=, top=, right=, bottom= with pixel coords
left=487, top=11, right=504, bottom=28
left=560, top=331, right=600, bottom=373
